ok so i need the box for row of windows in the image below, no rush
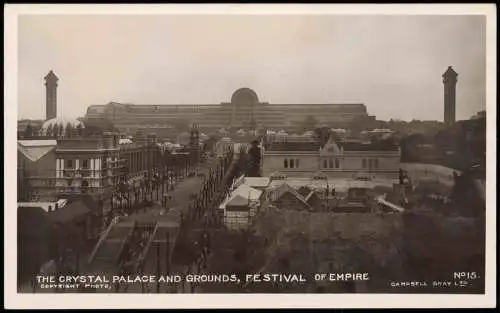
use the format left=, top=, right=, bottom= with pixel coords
left=65, top=159, right=89, bottom=169
left=284, top=158, right=300, bottom=169
left=362, top=158, right=380, bottom=169
left=281, top=157, right=383, bottom=171
left=322, top=158, right=341, bottom=169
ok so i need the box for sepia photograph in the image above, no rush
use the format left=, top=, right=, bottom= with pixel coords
left=4, top=3, right=496, bottom=309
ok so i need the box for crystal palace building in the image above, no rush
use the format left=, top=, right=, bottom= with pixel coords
left=85, top=88, right=375, bottom=133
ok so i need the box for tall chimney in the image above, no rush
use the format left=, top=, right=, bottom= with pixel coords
left=442, top=66, right=458, bottom=126
left=45, top=70, right=59, bottom=121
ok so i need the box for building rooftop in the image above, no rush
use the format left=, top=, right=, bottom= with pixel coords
left=271, top=183, right=312, bottom=210
left=219, top=184, right=262, bottom=209
left=225, top=195, right=251, bottom=208
left=268, top=177, right=396, bottom=192
left=266, top=141, right=322, bottom=152
left=297, top=186, right=313, bottom=198
left=243, top=177, right=271, bottom=188
left=340, top=141, right=399, bottom=152
left=18, top=139, right=57, bottom=147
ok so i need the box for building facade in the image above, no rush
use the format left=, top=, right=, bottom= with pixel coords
left=262, top=138, right=401, bottom=179
left=18, top=128, right=162, bottom=202
left=85, top=88, right=375, bottom=132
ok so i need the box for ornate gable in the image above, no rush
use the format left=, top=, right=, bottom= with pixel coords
left=319, top=138, right=342, bottom=156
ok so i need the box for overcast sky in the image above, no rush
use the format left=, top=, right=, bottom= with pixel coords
left=18, top=14, right=486, bottom=121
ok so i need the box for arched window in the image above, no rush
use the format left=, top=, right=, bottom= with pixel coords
left=284, top=159, right=288, bottom=168
left=335, top=158, right=340, bottom=168
left=290, top=159, right=295, bottom=168
left=323, top=159, right=327, bottom=168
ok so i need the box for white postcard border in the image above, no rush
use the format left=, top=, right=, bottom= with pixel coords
left=4, top=3, right=496, bottom=309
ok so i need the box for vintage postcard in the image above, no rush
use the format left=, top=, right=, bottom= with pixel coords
left=4, top=3, right=496, bottom=309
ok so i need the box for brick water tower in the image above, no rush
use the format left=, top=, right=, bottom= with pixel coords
left=442, top=66, right=458, bottom=126
left=45, top=70, right=59, bottom=120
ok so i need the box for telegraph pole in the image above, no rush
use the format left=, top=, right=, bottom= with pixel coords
left=156, top=242, right=160, bottom=293
left=166, top=231, right=170, bottom=280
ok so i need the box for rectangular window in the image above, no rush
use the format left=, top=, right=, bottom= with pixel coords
left=67, top=159, right=74, bottom=168
left=323, top=159, right=327, bottom=168
left=82, top=159, right=89, bottom=169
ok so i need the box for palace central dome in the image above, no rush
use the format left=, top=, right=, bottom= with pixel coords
left=231, top=88, right=259, bottom=105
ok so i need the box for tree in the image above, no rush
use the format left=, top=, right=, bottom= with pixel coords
left=203, top=136, right=218, bottom=153
left=84, top=118, right=114, bottom=136
left=46, top=124, right=53, bottom=137
left=52, top=124, right=60, bottom=138
left=75, top=124, right=83, bottom=136
left=247, top=140, right=262, bottom=177
left=400, top=133, right=426, bottom=162
left=65, top=122, right=73, bottom=138
left=23, top=123, right=34, bottom=139
left=299, top=115, right=318, bottom=132
left=313, top=127, right=333, bottom=146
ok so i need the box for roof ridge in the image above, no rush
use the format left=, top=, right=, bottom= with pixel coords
left=17, top=143, right=56, bottom=162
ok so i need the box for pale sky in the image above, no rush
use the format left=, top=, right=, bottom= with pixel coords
left=17, top=14, right=486, bottom=121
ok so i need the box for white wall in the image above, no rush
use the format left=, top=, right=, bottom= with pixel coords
left=401, top=163, right=459, bottom=187
left=262, top=152, right=400, bottom=179
left=262, top=154, right=319, bottom=176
